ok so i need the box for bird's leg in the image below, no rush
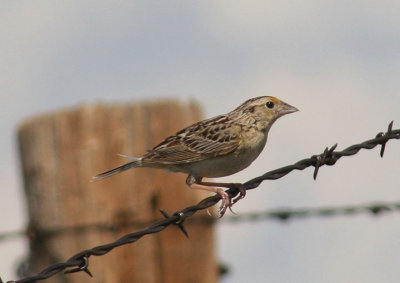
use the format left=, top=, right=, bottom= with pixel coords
left=186, top=175, right=231, bottom=216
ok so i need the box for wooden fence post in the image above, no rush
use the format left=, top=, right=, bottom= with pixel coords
left=18, top=100, right=217, bottom=283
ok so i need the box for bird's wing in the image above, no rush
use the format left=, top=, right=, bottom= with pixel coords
left=143, top=115, right=242, bottom=164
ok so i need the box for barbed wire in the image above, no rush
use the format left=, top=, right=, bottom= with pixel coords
left=221, top=201, right=400, bottom=223
left=0, top=231, right=25, bottom=242
left=2, top=200, right=399, bottom=245
left=2, top=121, right=399, bottom=283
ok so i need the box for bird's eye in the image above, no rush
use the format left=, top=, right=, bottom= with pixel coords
left=266, top=101, right=274, bottom=109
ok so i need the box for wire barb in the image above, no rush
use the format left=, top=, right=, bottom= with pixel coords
left=376, top=120, right=394, bottom=157
left=64, top=256, right=92, bottom=277
left=4, top=121, right=400, bottom=283
left=160, top=210, right=188, bottom=238
left=312, top=143, right=338, bottom=180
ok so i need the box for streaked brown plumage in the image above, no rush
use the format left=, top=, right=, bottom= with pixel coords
left=93, top=96, right=298, bottom=216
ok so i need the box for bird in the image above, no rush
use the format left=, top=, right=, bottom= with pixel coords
left=93, top=96, right=298, bottom=216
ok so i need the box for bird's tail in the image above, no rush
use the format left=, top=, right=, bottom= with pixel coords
left=92, top=156, right=142, bottom=181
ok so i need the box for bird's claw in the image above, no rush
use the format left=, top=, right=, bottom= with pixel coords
left=217, top=190, right=232, bottom=217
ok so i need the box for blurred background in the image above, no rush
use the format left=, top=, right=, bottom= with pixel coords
left=1, top=1, right=400, bottom=282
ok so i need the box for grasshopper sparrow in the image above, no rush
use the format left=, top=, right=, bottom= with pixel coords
left=93, top=96, right=298, bottom=216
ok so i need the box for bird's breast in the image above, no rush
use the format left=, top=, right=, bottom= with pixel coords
left=235, top=129, right=268, bottom=164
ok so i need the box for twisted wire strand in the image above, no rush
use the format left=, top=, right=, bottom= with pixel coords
left=2, top=121, right=399, bottom=283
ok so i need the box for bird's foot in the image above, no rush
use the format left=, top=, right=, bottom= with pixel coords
left=216, top=184, right=246, bottom=217
left=188, top=180, right=246, bottom=217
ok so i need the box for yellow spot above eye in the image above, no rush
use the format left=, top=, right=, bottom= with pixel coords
left=269, top=97, right=280, bottom=103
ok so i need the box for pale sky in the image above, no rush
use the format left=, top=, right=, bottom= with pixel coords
left=1, top=1, right=400, bottom=282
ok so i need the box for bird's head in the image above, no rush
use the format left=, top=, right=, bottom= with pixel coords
left=232, top=96, right=299, bottom=131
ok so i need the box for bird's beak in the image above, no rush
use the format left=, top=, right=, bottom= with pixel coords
left=278, top=101, right=299, bottom=116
